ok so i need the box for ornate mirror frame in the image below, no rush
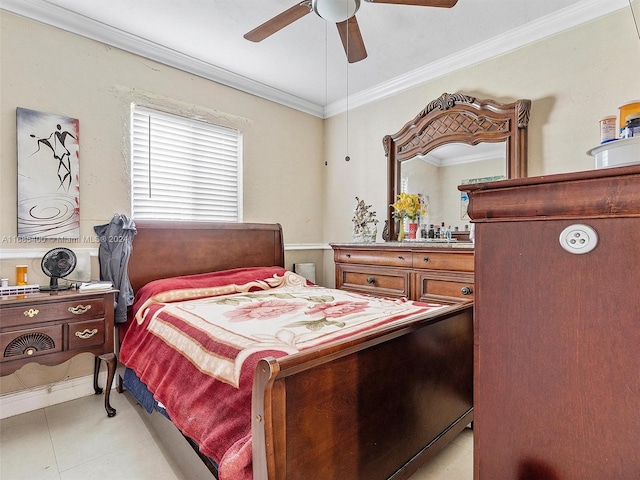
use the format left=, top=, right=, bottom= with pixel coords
left=383, top=92, right=531, bottom=241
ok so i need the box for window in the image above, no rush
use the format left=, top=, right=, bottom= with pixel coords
left=401, top=176, right=409, bottom=194
left=131, top=105, right=242, bottom=222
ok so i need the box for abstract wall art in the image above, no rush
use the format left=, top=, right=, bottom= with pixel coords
left=17, top=107, right=80, bottom=238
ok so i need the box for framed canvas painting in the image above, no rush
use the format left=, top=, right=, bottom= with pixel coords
left=460, top=174, right=505, bottom=220
left=17, top=108, right=80, bottom=238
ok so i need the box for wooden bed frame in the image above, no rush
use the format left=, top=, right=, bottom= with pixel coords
left=125, top=220, right=473, bottom=480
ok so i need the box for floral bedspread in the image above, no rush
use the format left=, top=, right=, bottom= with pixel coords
left=119, top=267, right=446, bottom=480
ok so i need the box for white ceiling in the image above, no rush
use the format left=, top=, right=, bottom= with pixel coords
left=2, top=0, right=632, bottom=117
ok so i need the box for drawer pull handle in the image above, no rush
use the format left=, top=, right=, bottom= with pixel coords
left=366, top=277, right=376, bottom=284
left=423, top=257, right=429, bottom=263
left=346, top=253, right=351, bottom=258
left=75, top=328, right=98, bottom=339
left=69, top=304, right=92, bottom=315
left=398, top=256, right=404, bottom=260
left=461, top=286, right=473, bottom=295
left=23, top=308, right=40, bottom=318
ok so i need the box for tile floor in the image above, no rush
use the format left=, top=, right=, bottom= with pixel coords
left=0, top=391, right=473, bottom=480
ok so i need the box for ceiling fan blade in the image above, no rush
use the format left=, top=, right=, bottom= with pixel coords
left=364, top=0, right=458, bottom=7
left=336, top=16, right=367, bottom=63
left=244, top=3, right=311, bottom=42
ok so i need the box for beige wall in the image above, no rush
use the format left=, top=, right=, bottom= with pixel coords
left=0, top=12, right=324, bottom=393
left=1, top=9, right=639, bottom=395
left=323, top=9, right=640, bottom=246
left=0, top=12, right=324, bottom=248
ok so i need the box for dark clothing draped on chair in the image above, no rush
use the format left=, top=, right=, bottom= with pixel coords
left=94, top=214, right=136, bottom=324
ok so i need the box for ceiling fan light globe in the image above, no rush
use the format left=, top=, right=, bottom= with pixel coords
left=312, top=0, right=361, bottom=23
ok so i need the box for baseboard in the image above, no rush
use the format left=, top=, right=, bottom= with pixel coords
left=0, top=371, right=107, bottom=419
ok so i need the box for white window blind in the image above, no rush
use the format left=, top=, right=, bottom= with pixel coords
left=131, top=105, right=242, bottom=222
left=401, top=176, right=409, bottom=194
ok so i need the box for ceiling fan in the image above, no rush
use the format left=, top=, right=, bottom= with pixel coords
left=244, top=0, right=458, bottom=63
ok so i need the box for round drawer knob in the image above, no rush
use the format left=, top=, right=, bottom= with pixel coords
left=423, top=257, right=429, bottom=263
left=25, top=347, right=36, bottom=356
left=461, top=286, right=473, bottom=295
left=366, top=277, right=375, bottom=284
left=346, top=253, right=351, bottom=258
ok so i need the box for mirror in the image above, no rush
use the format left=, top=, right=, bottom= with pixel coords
left=383, top=92, right=531, bottom=241
left=402, top=142, right=506, bottom=234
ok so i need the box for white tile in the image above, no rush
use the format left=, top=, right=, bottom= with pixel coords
left=408, top=430, right=473, bottom=480
left=0, top=407, right=47, bottom=434
left=451, top=427, right=474, bottom=453
left=44, top=391, right=130, bottom=431
left=1, top=393, right=473, bottom=480
left=47, top=395, right=153, bottom=471
left=59, top=436, right=183, bottom=480
left=0, top=412, right=60, bottom=480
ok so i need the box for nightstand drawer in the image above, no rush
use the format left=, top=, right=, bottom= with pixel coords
left=337, top=265, right=410, bottom=298
left=68, top=318, right=106, bottom=350
left=1, top=298, right=105, bottom=328
left=336, top=249, right=413, bottom=268
left=0, top=325, right=64, bottom=361
left=415, top=273, right=474, bottom=301
left=412, top=251, right=474, bottom=271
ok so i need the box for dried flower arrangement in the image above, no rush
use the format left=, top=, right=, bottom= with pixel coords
left=352, top=197, right=378, bottom=243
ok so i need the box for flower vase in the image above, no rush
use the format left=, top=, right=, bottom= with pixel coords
left=397, top=221, right=405, bottom=242
left=408, top=222, right=418, bottom=240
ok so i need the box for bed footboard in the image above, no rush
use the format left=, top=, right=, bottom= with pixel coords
left=252, top=302, right=473, bottom=480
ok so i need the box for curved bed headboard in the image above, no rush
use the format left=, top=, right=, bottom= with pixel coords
left=127, top=221, right=285, bottom=293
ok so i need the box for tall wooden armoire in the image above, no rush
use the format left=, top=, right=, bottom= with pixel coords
left=463, top=165, right=640, bottom=480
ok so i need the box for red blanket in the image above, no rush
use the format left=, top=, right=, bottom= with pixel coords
left=119, top=267, right=446, bottom=480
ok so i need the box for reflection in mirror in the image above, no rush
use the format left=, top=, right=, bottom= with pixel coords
left=384, top=92, right=531, bottom=242
left=402, top=142, right=506, bottom=232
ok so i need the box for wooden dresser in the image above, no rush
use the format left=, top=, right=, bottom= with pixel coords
left=464, top=165, right=640, bottom=479
left=0, top=289, right=118, bottom=417
left=331, top=242, right=474, bottom=304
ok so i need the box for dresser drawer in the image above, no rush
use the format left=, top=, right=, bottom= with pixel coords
left=412, top=251, right=474, bottom=272
left=336, top=265, right=410, bottom=298
left=415, top=273, right=474, bottom=301
left=0, top=324, right=64, bottom=362
left=68, top=318, right=106, bottom=350
left=1, top=297, right=105, bottom=328
left=335, top=249, right=413, bottom=268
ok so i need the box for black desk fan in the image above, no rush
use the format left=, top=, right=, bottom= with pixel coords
left=40, top=247, right=76, bottom=291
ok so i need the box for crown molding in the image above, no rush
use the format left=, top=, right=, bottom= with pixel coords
left=1, top=0, right=324, bottom=118
left=2, top=0, right=630, bottom=119
left=324, top=0, right=631, bottom=117
left=419, top=148, right=505, bottom=168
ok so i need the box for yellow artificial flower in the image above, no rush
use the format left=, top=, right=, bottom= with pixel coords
left=391, top=193, right=426, bottom=221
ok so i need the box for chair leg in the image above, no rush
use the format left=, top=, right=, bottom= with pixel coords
left=95, top=353, right=117, bottom=417
left=93, top=356, right=103, bottom=394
